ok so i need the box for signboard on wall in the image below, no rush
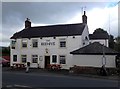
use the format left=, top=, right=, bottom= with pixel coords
left=41, top=39, right=55, bottom=46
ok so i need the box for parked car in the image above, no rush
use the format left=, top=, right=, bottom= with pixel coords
left=0, top=57, right=10, bottom=67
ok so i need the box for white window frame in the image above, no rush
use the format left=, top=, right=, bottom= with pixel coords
left=11, top=40, right=16, bottom=49
left=32, top=39, right=38, bottom=48
left=59, top=38, right=66, bottom=48
left=32, top=55, right=38, bottom=63
left=13, top=55, right=17, bottom=62
left=22, top=39, right=27, bottom=48
left=59, top=55, right=66, bottom=64
left=52, top=55, right=57, bottom=63
left=21, top=55, right=27, bottom=63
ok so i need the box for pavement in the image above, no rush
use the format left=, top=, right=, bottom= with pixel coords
left=2, top=67, right=120, bottom=81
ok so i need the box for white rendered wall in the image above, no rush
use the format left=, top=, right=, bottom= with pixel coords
left=10, top=25, right=90, bottom=69
left=72, top=55, right=116, bottom=68
left=11, top=36, right=83, bottom=69
left=81, top=25, right=90, bottom=47
left=90, top=39, right=109, bottom=47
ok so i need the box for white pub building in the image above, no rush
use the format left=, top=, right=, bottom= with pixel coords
left=10, top=11, right=118, bottom=69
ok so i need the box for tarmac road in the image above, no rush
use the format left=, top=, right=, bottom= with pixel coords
left=2, top=68, right=119, bottom=88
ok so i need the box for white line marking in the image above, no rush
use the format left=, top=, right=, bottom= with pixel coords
left=14, top=84, right=31, bottom=88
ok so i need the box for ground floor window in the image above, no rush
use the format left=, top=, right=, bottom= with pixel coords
left=13, top=55, right=17, bottom=62
left=52, top=55, right=57, bottom=63
left=21, top=55, right=27, bottom=63
left=32, top=55, right=38, bottom=63
left=59, top=55, right=66, bottom=64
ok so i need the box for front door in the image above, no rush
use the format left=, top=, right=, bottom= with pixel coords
left=45, top=56, right=50, bottom=68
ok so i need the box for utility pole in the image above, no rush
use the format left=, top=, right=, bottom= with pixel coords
left=102, top=45, right=106, bottom=66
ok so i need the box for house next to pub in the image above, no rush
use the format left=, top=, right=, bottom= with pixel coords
left=10, top=11, right=118, bottom=69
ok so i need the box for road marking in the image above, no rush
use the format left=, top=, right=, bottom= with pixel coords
left=14, top=84, right=31, bottom=88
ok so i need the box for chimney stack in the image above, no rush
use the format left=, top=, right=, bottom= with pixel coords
left=25, top=18, right=31, bottom=28
left=82, top=11, right=87, bottom=24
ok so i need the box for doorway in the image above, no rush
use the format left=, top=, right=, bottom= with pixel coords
left=44, top=56, right=50, bottom=68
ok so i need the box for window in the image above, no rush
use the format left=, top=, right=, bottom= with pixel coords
left=21, top=55, right=27, bottom=63
left=59, top=38, right=66, bottom=48
left=83, top=41, right=85, bottom=45
left=11, top=40, right=16, bottom=49
left=52, top=55, right=57, bottom=63
left=53, top=37, right=56, bottom=39
left=32, top=39, right=38, bottom=48
left=73, top=36, right=75, bottom=38
left=22, top=39, right=27, bottom=48
left=85, top=36, right=88, bottom=41
left=13, top=55, right=17, bottom=62
left=32, top=55, right=38, bottom=63
left=59, top=55, right=66, bottom=64
left=11, top=40, right=16, bottom=45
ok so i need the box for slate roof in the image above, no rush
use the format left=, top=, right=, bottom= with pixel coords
left=89, top=33, right=109, bottom=40
left=70, top=42, right=118, bottom=55
left=10, top=23, right=86, bottom=39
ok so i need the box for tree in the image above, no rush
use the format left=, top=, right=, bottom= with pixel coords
left=93, top=28, right=116, bottom=50
left=109, top=35, right=115, bottom=49
left=93, top=28, right=108, bottom=35
left=2, top=46, right=10, bottom=56
left=114, top=36, right=120, bottom=53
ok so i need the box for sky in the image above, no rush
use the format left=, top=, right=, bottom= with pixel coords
left=1, top=0, right=120, bottom=47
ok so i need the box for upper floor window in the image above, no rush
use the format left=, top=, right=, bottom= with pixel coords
left=11, top=40, right=16, bottom=45
left=11, top=40, right=16, bottom=49
left=22, top=39, right=27, bottom=48
left=32, top=39, right=38, bottom=48
left=32, top=55, right=38, bottom=63
left=21, top=55, right=27, bottom=63
left=59, top=55, right=66, bottom=64
left=52, top=55, right=57, bottom=63
left=85, top=36, right=88, bottom=41
left=59, top=38, right=66, bottom=48
left=13, top=55, right=17, bottom=62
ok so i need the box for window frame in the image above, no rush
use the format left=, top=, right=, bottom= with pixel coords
left=21, top=39, right=28, bottom=48
left=13, top=55, right=17, bottom=62
left=59, top=55, right=66, bottom=64
left=32, top=39, right=38, bottom=48
left=21, top=55, right=27, bottom=63
left=32, top=55, right=38, bottom=63
left=59, top=38, right=66, bottom=48
left=11, top=40, right=16, bottom=49
left=52, top=55, right=57, bottom=63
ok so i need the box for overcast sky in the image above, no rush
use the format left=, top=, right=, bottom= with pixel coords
left=1, top=1, right=119, bottom=47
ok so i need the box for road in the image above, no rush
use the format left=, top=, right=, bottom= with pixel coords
left=2, top=70, right=119, bottom=88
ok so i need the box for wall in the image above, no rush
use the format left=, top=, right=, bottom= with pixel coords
left=72, top=55, right=116, bottom=68
left=81, top=25, right=90, bottom=47
left=90, top=39, right=109, bottom=47
left=10, top=25, right=90, bottom=69
left=10, top=36, right=82, bottom=69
